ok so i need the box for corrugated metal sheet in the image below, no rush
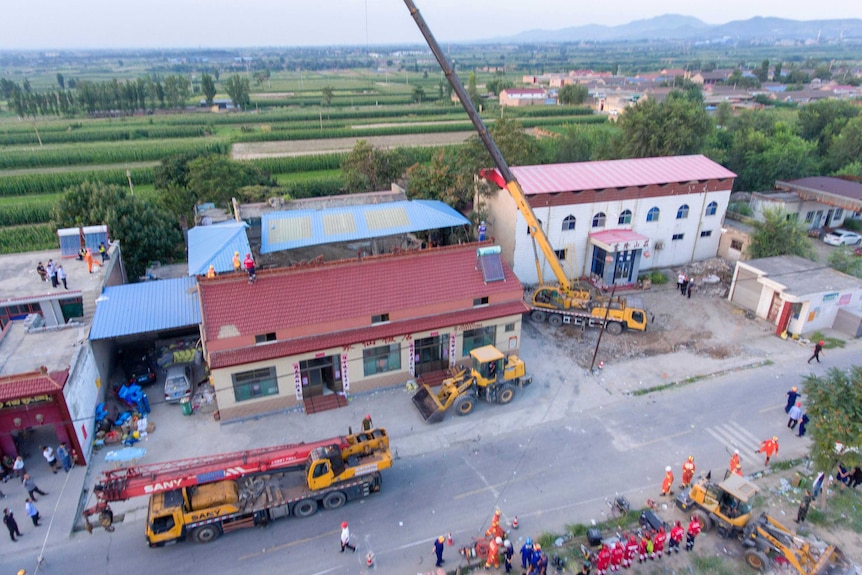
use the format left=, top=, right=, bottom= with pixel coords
left=187, top=221, right=250, bottom=275
left=89, top=276, right=202, bottom=340
left=260, top=200, right=469, bottom=253
left=504, top=155, right=737, bottom=195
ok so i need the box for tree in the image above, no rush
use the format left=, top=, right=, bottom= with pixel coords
left=747, top=207, right=815, bottom=259
left=186, top=155, right=275, bottom=209
left=803, top=367, right=862, bottom=481
left=715, top=101, right=733, bottom=128
left=466, top=72, right=481, bottom=109
left=756, top=60, right=769, bottom=83
left=826, top=115, right=862, bottom=172
left=163, top=74, right=191, bottom=109
left=617, top=90, right=713, bottom=158
left=828, top=247, right=862, bottom=278
left=200, top=73, right=216, bottom=107
left=56, top=73, right=65, bottom=90
left=405, top=149, right=474, bottom=210
left=797, top=99, right=859, bottom=156
left=411, top=85, right=426, bottom=104
left=224, top=75, right=250, bottom=110
left=54, top=182, right=183, bottom=280
left=341, top=140, right=409, bottom=193
left=557, top=84, right=589, bottom=105
left=321, top=86, right=334, bottom=107
left=772, top=62, right=783, bottom=81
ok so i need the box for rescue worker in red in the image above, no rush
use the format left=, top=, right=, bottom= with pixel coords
left=486, top=536, right=501, bottom=569
left=624, top=532, right=638, bottom=568
left=596, top=543, right=611, bottom=575
left=243, top=253, right=256, bottom=283
left=681, top=456, right=696, bottom=489
left=669, top=521, right=684, bottom=554
left=685, top=515, right=702, bottom=552
left=729, top=449, right=740, bottom=475
left=610, top=540, right=624, bottom=573
left=661, top=466, right=674, bottom=496
left=653, top=525, right=667, bottom=559
left=756, top=436, right=779, bottom=465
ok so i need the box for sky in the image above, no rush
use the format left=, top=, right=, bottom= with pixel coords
left=2, top=0, right=861, bottom=50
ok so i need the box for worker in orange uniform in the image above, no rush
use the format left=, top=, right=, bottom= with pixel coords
left=681, top=456, right=696, bottom=489
left=485, top=536, right=501, bottom=569
left=232, top=251, right=241, bottom=272
left=661, top=466, right=674, bottom=496
left=206, top=265, right=216, bottom=278
left=84, top=248, right=101, bottom=273
left=485, top=509, right=504, bottom=540
left=728, top=449, right=740, bottom=475
left=756, top=436, right=779, bottom=465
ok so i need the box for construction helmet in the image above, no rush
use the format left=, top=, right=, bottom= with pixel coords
left=734, top=449, right=739, bottom=454
left=666, top=466, right=672, bottom=472
left=495, top=537, right=503, bottom=545
left=534, top=543, right=541, bottom=551
left=341, top=521, right=348, bottom=528
left=234, top=251, right=239, bottom=256
left=504, top=539, right=512, bottom=548
left=438, top=535, right=445, bottom=543
left=526, top=537, right=532, bottom=546
left=791, top=386, right=797, bottom=392
left=688, top=455, right=694, bottom=462
left=494, top=509, right=501, bottom=516
left=819, top=340, right=824, bottom=346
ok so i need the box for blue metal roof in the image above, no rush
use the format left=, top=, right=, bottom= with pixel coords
left=187, top=221, right=250, bottom=275
left=89, top=276, right=202, bottom=340
left=260, top=200, right=470, bottom=254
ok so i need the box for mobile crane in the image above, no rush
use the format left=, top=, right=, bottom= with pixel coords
left=83, top=428, right=392, bottom=546
left=403, top=0, right=648, bottom=334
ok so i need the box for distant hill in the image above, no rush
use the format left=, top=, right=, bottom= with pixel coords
left=496, top=14, right=862, bottom=43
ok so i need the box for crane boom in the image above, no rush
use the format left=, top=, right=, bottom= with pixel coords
left=403, top=0, right=577, bottom=294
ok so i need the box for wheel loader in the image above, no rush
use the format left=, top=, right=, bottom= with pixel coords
left=675, top=472, right=759, bottom=538
left=411, top=345, right=532, bottom=423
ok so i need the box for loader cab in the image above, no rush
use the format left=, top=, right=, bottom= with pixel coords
left=147, top=489, right=185, bottom=546
left=532, top=286, right=565, bottom=310
left=470, top=345, right=505, bottom=384
left=306, top=445, right=345, bottom=490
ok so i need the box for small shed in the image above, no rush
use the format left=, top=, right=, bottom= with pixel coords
left=57, top=228, right=82, bottom=258
left=82, top=225, right=109, bottom=252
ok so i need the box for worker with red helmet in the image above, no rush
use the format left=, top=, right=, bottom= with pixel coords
left=653, top=525, right=667, bottom=559
left=681, top=456, right=696, bottom=489
left=624, top=532, right=638, bottom=568
left=243, top=252, right=256, bottom=283
left=595, top=543, right=611, bottom=575
left=685, top=515, right=702, bottom=552
left=609, top=540, right=624, bottom=572
left=486, top=536, right=501, bottom=569
left=756, top=436, right=779, bottom=465
left=668, top=521, right=684, bottom=554
left=808, top=340, right=824, bottom=364
left=661, top=466, right=674, bottom=496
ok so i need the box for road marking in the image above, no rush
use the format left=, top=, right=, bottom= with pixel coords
left=238, top=528, right=336, bottom=561
left=629, top=429, right=691, bottom=450
left=758, top=403, right=785, bottom=414
left=706, top=421, right=762, bottom=459
left=459, top=455, right=502, bottom=500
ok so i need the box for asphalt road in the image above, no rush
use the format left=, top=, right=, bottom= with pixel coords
left=9, top=344, right=848, bottom=575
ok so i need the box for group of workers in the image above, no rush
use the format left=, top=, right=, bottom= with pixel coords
left=589, top=516, right=701, bottom=575
left=205, top=251, right=257, bottom=282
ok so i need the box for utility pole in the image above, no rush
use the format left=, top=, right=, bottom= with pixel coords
left=590, top=283, right=617, bottom=373
left=126, top=168, right=135, bottom=195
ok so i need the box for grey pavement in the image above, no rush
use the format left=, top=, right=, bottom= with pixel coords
left=2, top=306, right=856, bottom=573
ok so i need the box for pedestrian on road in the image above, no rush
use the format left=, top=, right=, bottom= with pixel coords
left=339, top=521, right=356, bottom=552
left=756, top=436, right=779, bottom=465
left=57, top=443, right=72, bottom=472
left=787, top=402, right=802, bottom=430
left=503, top=539, right=514, bottom=573
left=661, top=466, right=674, bottom=496
left=3, top=508, right=21, bottom=541
left=685, top=515, right=701, bottom=552
left=24, top=498, right=39, bottom=526
left=795, top=489, right=813, bottom=523
left=680, top=276, right=689, bottom=297
left=361, top=414, right=373, bottom=431
left=808, top=340, right=824, bottom=364
left=22, top=474, right=47, bottom=501
left=681, top=456, right=696, bottom=489
left=13, top=456, right=25, bottom=479
left=520, top=537, right=534, bottom=569
left=669, top=521, right=683, bottom=554
left=785, top=387, right=800, bottom=413
left=57, top=265, right=67, bottom=289
left=677, top=272, right=685, bottom=294
left=433, top=535, right=445, bottom=567
left=797, top=413, right=810, bottom=437
left=42, top=445, right=59, bottom=473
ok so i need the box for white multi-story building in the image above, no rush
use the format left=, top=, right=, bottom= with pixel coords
left=479, top=155, right=736, bottom=287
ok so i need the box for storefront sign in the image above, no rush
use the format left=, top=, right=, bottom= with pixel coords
left=292, top=363, right=303, bottom=400
left=408, top=341, right=416, bottom=376
left=449, top=334, right=457, bottom=367
left=454, top=322, right=483, bottom=333
left=340, top=354, right=350, bottom=393
left=0, top=394, right=53, bottom=410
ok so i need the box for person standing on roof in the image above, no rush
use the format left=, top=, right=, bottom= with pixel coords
left=243, top=253, right=256, bottom=283
left=232, top=251, right=241, bottom=272
left=206, top=265, right=216, bottom=279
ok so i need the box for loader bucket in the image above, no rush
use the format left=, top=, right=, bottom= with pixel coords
left=411, top=385, right=446, bottom=423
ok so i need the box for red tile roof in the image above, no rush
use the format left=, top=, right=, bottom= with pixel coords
left=209, top=300, right=528, bottom=369
left=199, top=244, right=523, bottom=350
left=0, top=369, right=68, bottom=402
left=497, top=155, right=736, bottom=195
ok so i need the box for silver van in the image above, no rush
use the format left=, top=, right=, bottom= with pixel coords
left=164, top=364, right=192, bottom=403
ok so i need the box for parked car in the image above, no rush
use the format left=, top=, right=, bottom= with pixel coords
left=823, top=229, right=862, bottom=246
left=121, top=349, right=156, bottom=387
left=164, top=364, right=193, bottom=403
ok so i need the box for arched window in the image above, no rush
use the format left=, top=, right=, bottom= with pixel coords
left=677, top=204, right=690, bottom=219
left=618, top=210, right=632, bottom=225
left=705, top=201, right=718, bottom=216
left=562, top=215, right=576, bottom=231
left=592, top=212, right=606, bottom=228
left=646, top=207, right=660, bottom=222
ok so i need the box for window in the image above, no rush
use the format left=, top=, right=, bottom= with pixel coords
left=254, top=332, right=276, bottom=344
left=646, top=207, right=660, bottom=222
left=730, top=239, right=743, bottom=250
left=363, top=344, right=401, bottom=376
left=232, top=367, right=279, bottom=403
left=672, top=233, right=684, bottom=241
left=592, top=212, right=606, bottom=228
left=804, top=211, right=814, bottom=223
left=554, top=248, right=567, bottom=260
left=371, top=313, right=390, bottom=324
left=700, top=230, right=712, bottom=237
left=504, top=323, right=515, bottom=332
left=462, top=326, right=496, bottom=356
left=562, top=215, right=576, bottom=231
left=705, top=201, right=718, bottom=216
left=473, top=296, right=489, bottom=306
left=618, top=210, right=632, bottom=225
left=835, top=208, right=844, bottom=219
left=677, top=204, right=690, bottom=219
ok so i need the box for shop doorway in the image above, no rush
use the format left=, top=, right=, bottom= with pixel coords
left=414, top=334, right=449, bottom=376
left=299, top=355, right=342, bottom=398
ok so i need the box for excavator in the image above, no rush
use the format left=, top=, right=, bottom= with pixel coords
left=403, top=0, right=648, bottom=334
left=83, top=428, right=392, bottom=546
left=741, top=513, right=853, bottom=574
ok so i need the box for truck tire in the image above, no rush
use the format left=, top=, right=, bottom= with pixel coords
left=605, top=321, right=624, bottom=335
left=453, top=395, right=475, bottom=416
left=322, top=491, right=347, bottom=510
left=744, top=549, right=769, bottom=571
left=530, top=310, right=547, bottom=323
left=293, top=498, right=318, bottom=518
left=497, top=384, right=516, bottom=405
left=692, top=510, right=712, bottom=532
left=548, top=314, right=563, bottom=327
left=191, top=524, right=221, bottom=544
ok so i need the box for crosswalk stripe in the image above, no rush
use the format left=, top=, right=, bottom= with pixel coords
left=706, top=421, right=762, bottom=463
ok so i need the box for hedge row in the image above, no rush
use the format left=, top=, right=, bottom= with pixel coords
left=0, top=125, right=207, bottom=146
left=0, top=197, right=55, bottom=226
left=0, top=167, right=155, bottom=197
